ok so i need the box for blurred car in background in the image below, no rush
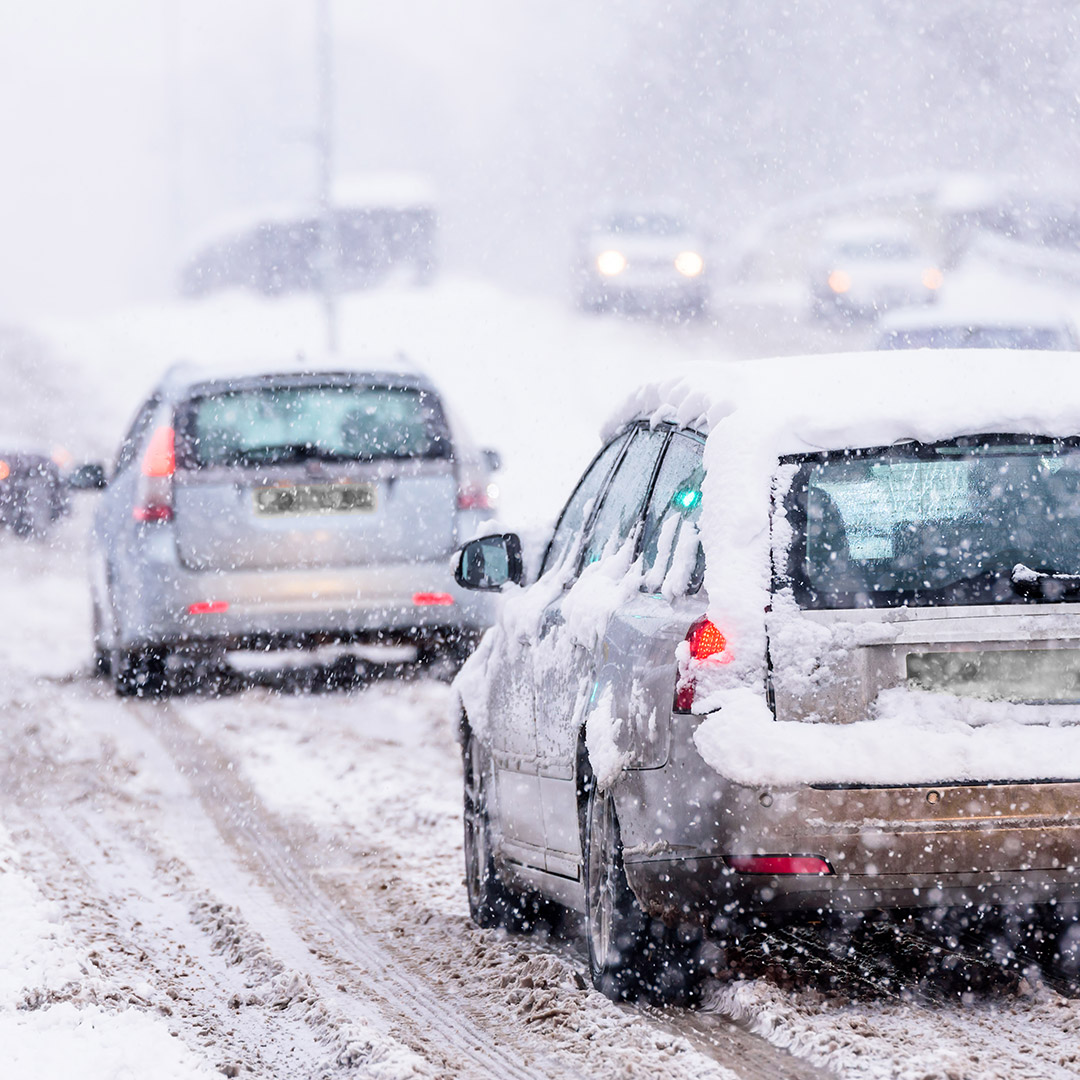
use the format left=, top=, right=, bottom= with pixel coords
left=180, top=173, right=437, bottom=298
left=574, top=210, right=709, bottom=317
left=810, top=218, right=943, bottom=321
left=876, top=307, right=1080, bottom=351
left=0, top=449, right=67, bottom=538
left=88, top=359, right=499, bottom=696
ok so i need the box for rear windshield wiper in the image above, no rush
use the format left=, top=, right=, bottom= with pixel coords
left=225, top=443, right=353, bottom=466
left=1011, top=563, right=1080, bottom=600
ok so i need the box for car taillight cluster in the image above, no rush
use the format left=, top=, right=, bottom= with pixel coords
left=456, top=484, right=491, bottom=511
left=673, top=615, right=730, bottom=713
left=132, top=425, right=175, bottom=523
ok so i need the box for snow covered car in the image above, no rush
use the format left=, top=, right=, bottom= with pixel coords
left=0, top=449, right=66, bottom=537
left=574, top=210, right=709, bottom=317
left=90, top=360, right=499, bottom=696
left=810, top=218, right=943, bottom=320
left=453, top=350, right=1080, bottom=1002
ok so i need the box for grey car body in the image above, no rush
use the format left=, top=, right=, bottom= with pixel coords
left=0, top=449, right=66, bottom=537
left=454, top=350, right=1080, bottom=1001
left=91, top=361, right=497, bottom=694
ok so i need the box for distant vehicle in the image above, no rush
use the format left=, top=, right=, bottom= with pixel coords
left=453, top=350, right=1080, bottom=1003
left=180, top=174, right=437, bottom=298
left=574, top=210, right=709, bottom=317
left=811, top=218, right=943, bottom=320
left=876, top=308, right=1080, bottom=351
left=0, top=449, right=67, bottom=538
left=88, top=359, right=499, bottom=696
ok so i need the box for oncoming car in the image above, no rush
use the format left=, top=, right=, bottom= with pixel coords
left=574, top=210, right=709, bottom=317
left=811, top=218, right=942, bottom=321
left=90, top=361, right=499, bottom=696
left=453, top=350, right=1080, bottom=1002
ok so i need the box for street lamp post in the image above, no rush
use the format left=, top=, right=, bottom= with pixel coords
left=316, top=0, right=338, bottom=354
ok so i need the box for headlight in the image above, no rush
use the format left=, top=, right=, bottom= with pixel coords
left=674, top=251, right=704, bottom=277
left=922, top=267, right=944, bottom=290
left=596, top=250, right=627, bottom=276
left=828, top=269, right=851, bottom=294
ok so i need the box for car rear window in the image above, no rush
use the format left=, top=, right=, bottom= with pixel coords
left=782, top=437, right=1080, bottom=609
left=177, top=383, right=452, bottom=467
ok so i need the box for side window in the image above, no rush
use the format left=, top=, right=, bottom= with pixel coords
left=541, top=430, right=631, bottom=576
left=113, top=395, right=162, bottom=475
left=580, top=427, right=669, bottom=567
left=639, top=432, right=706, bottom=595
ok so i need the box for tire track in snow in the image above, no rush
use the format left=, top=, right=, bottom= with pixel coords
left=134, top=697, right=575, bottom=1080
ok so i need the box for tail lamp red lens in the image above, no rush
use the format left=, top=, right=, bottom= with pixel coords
left=673, top=616, right=730, bottom=712
left=457, top=486, right=491, bottom=511
left=412, top=592, right=454, bottom=606
left=133, top=425, right=175, bottom=522
left=188, top=601, right=229, bottom=615
left=726, top=855, right=833, bottom=876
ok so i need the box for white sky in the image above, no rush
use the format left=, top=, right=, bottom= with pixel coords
left=0, top=1, right=617, bottom=320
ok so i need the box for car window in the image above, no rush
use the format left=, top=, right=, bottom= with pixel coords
left=639, top=431, right=706, bottom=594
left=113, top=395, right=162, bottom=475
left=580, top=427, right=668, bottom=567
left=541, top=429, right=632, bottom=576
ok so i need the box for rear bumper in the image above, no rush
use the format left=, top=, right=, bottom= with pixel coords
left=114, top=550, right=495, bottom=652
left=616, top=715, right=1080, bottom=924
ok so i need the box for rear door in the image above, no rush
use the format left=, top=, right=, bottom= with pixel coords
left=172, top=377, right=457, bottom=571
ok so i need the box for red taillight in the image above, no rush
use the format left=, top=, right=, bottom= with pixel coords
left=674, top=616, right=731, bottom=712
left=413, top=592, right=454, bottom=606
left=188, top=601, right=229, bottom=615
left=133, top=425, right=175, bottom=522
left=457, top=486, right=491, bottom=511
left=141, top=426, right=175, bottom=477
left=725, top=855, right=833, bottom=876
left=687, top=617, right=727, bottom=660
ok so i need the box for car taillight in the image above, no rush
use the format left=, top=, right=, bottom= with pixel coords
left=188, top=601, right=228, bottom=615
left=457, top=484, right=491, bottom=511
left=413, top=592, right=454, bottom=606
left=725, top=855, right=833, bottom=876
left=133, top=425, right=175, bottom=523
left=673, top=615, right=730, bottom=713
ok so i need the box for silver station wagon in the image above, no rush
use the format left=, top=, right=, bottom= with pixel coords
left=453, top=350, right=1080, bottom=1002
left=91, top=360, right=498, bottom=695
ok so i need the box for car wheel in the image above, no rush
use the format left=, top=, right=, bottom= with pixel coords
left=462, top=724, right=544, bottom=931
left=112, top=647, right=168, bottom=698
left=583, top=778, right=701, bottom=1002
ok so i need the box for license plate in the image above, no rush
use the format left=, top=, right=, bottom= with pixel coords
left=254, top=482, right=376, bottom=516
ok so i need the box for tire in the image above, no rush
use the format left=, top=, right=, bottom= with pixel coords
left=582, top=778, right=701, bottom=1002
left=112, top=647, right=167, bottom=698
left=462, top=724, right=543, bottom=931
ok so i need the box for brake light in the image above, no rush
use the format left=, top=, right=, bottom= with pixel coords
left=725, top=855, right=833, bottom=876
left=413, top=592, right=454, bottom=606
left=188, top=601, right=229, bottom=615
left=673, top=616, right=731, bottom=712
left=457, top=485, right=491, bottom=511
left=141, top=426, right=175, bottom=477
left=133, top=425, right=175, bottom=523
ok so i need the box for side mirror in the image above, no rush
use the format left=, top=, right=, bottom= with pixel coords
left=455, top=533, right=523, bottom=591
left=67, top=462, right=107, bottom=490
left=481, top=448, right=502, bottom=472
